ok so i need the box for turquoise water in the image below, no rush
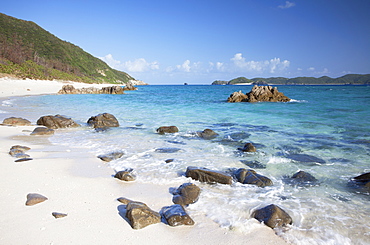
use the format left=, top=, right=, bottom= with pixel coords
left=1, top=85, right=370, bottom=244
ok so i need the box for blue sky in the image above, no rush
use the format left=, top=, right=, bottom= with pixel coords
left=2, top=0, right=370, bottom=84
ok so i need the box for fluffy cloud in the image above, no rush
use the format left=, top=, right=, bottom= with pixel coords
left=278, top=1, right=296, bottom=9
left=230, top=53, right=290, bottom=74
left=100, top=54, right=159, bottom=72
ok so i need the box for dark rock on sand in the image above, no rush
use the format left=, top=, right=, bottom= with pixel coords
left=172, top=183, right=201, bottom=206
left=2, top=117, right=32, bottom=126
left=240, top=160, right=266, bottom=169
left=238, top=143, right=257, bottom=152
left=37, top=114, right=80, bottom=129
left=87, top=113, right=119, bottom=128
left=286, top=154, right=326, bottom=164
left=97, top=151, right=124, bottom=162
left=52, top=212, right=68, bottom=219
left=161, top=204, right=195, bottom=226
left=14, top=157, right=33, bottom=162
left=30, top=127, right=55, bottom=135
left=155, top=148, right=181, bottom=153
left=234, top=168, right=273, bottom=187
left=9, top=145, right=31, bottom=158
left=283, top=170, right=319, bottom=187
left=185, top=166, right=233, bottom=185
left=114, top=169, right=136, bottom=182
left=156, top=126, right=179, bottom=134
left=228, top=85, right=291, bottom=103
left=25, top=193, right=48, bottom=206
left=197, top=129, right=219, bottom=139
left=165, top=159, right=175, bottom=163
left=125, top=201, right=161, bottom=229
left=252, top=204, right=293, bottom=229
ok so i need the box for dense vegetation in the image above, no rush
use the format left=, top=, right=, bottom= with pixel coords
left=212, top=74, right=370, bottom=85
left=0, top=13, right=134, bottom=83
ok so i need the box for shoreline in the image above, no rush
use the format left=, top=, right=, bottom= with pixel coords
left=0, top=78, right=288, bottom=244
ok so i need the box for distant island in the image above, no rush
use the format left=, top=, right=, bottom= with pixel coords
left=212, top=75, right=370, bottom=85
left=0, top=13, right=144, bottom=85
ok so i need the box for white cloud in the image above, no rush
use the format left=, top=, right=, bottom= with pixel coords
left=230, top=53, right=290, bottom=74
left=100, top=54, right=159, bottom=73
left=278, top=1, right=296, bottom=9
left=176, top=60, right=191, bottom=72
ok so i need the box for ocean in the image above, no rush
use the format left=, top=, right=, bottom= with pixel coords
left=1, top=85, right=369, bottom=244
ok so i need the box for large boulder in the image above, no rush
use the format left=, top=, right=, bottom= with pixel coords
left=30, top=127, right=55, bottom=135
left=234, top=168, right=273, bottom=187
left=161, top=204, right=195, bottom=226
left=100, top=86, right=125, bottom=94
left=228, top=85, right=290, bottom=103
left=252, top=204, right=292, bottom=229
left=227, top=91, right=248, bottom=102
left=156, top=126, right=179, bottom=134
left=172, top=183, right=201, bottom=206
left=185, top=166, right=233, bottom=185
left=87, top=113, right=119, bottom=128
left=123, top=81, right=138, bottom=91
left=36, top=115, right=80, bottom=129
left=125, top=201, right=161, bottom=229
left=2, top=117, right=32, bottom=126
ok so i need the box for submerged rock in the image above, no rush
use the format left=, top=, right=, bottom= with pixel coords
left=252, top=204, right=293, bottom=229
left=36, top=114, right=80, bottom=129
left=155, top=147, right=181, bottom=153
left=156, top=126, right=179, bottom=134
left=161, top=204, right=195, bottom=226
left=240, top=160, right=266, bottom=169
left=172, top=183, right=201, bottom=206
left=197, top=129, right=219, bottom=139
left=234, top=168, right=273, bottom=187
left=25, top=193, right=48, bottom=206
left=185, top=166, right=233, bottom=185
left=2, top=117, right=32, bottom=126
left=125, top=201, right=161, bottom=229
left=97, top=151, right=124, bottom=162
left=114, top=169, right=136, bottom=182
left=87, top=113, right=119, bottom=128
left=284, top=170, right=319, bottom=187
left=9, top=145, right=31, bottom=158
left=30, top=127, right=55, bottom=135
left=286, top=154, right=326, bottom=164
left=348, top=172, right=370, bottom=194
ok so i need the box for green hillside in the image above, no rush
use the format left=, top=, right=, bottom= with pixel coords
left=212, top=74, right=370, bottom=85
left=0, top=13, right=134, bottom=84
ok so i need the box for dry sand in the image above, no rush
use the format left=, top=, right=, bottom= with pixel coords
left=0, top=77, right=288, bottom=245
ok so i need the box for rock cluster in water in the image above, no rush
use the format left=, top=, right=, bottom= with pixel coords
left=227, top=85, right=291, bottom=102
left=57, top=82, right=138, bottom=95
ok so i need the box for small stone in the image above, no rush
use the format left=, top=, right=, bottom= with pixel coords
left=252, top=204, right=292, bottom=229
left=30, top=127, right=55, bottom=136
left=156, top=126, right=179, bottom=134
left=161, top=204, right=195, bottom=226
left=114, top=169, right=136, bottom=181
left=15, top=158, right=33, bottom=162
left=25, top=193, right=48, bottom=206
left=52, top=212, right=68, bottom=219
left=97, top=151, right=124, bottom=162
left=238, top=143, right=257, bottom=152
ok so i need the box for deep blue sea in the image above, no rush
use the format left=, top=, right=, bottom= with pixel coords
left=1, top=85, right=370, bottom=244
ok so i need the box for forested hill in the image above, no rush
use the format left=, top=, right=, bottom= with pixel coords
left=212, top=74, right=370, bottom=85
left=0, top=13, right=135, bottom=84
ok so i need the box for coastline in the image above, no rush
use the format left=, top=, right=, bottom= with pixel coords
left=0, top=78, right=288, bottom=244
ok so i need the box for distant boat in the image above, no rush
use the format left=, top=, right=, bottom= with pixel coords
left=184, top=83, right=188, bottom=85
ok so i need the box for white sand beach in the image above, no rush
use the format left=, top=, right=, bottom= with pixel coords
left=0, top=77, right=288, bottom=245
